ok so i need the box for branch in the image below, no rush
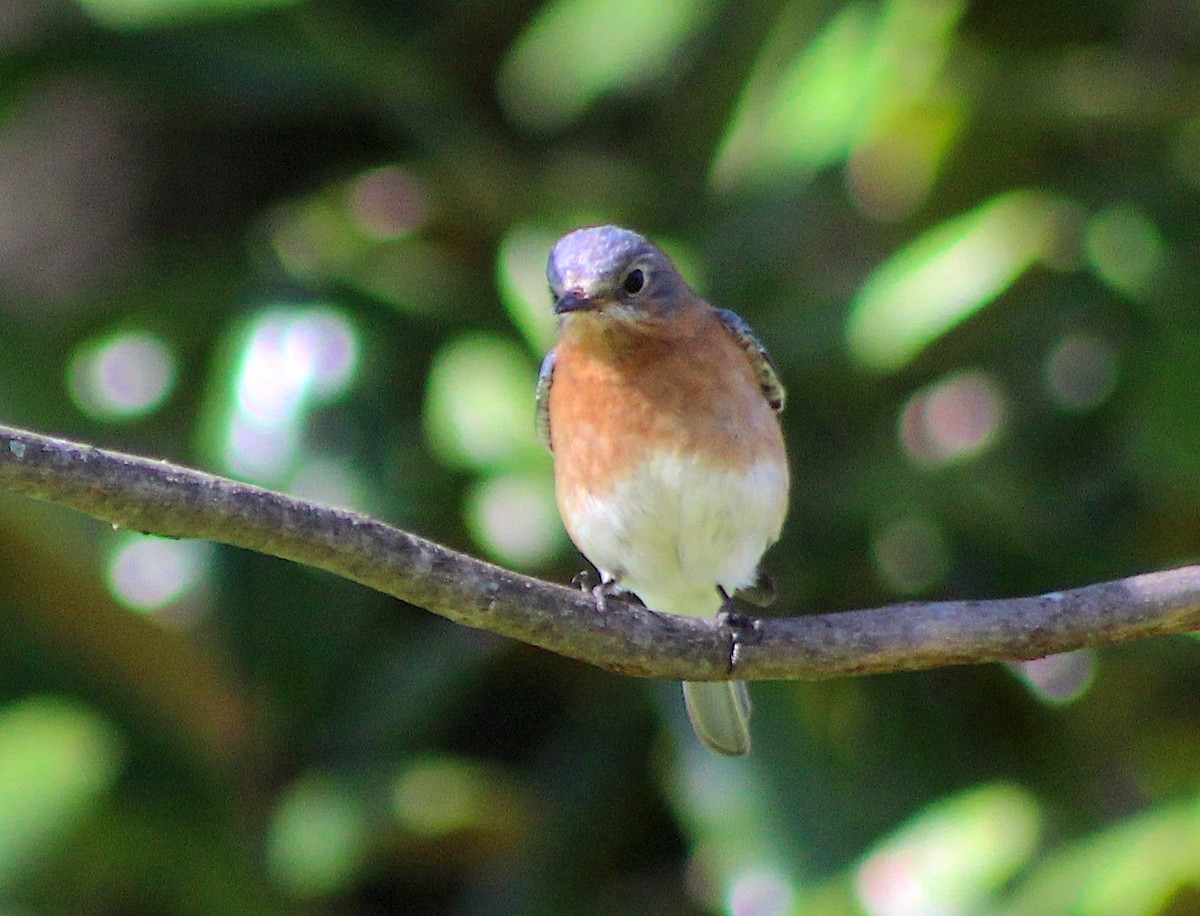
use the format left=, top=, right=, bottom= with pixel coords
left=1, top=423, right=1198, bottom=681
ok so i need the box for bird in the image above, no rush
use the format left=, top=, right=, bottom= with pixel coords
left=535, top=225, right=789, bottom=756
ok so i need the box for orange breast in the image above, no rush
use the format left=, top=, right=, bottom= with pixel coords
left=548, top=305, right=787, bottom=510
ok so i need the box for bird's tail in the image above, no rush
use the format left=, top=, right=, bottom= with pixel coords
left=682, top=680, right=752, bottom=757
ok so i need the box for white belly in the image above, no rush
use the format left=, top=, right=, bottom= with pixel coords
left=564, top=453, right=788, bottom=618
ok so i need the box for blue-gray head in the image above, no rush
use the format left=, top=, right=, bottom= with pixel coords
left=547, top=225, right=690, bottom=321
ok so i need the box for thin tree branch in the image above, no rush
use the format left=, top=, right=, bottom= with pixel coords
left=1, top=423, right=1198, bottom=681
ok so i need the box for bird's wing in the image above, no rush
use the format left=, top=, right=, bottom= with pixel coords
left=715, top=309, right=786, bottom=413
left=535, top=348, right=556, bottom=451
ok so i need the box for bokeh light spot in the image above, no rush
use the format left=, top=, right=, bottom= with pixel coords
left=726, top=867, right=795, bottom=916
left=1008, top=650, right=1097, bottom=705
left=267, top=773, right=368, bottom=898
left=899, top=371, right=1006, bottom=466
left=497, top=224, right=560, bottom=355
left=222, top=306, right=359, bottom=484
left=1085, top=203, right=1162, bottom=300
left=392, top=757, right=485, bottom=838
left=0, top=697, right=123, bottom=885
left=424, top=334, right=540, bottom=470
left=388, top=756, right=524, bottom=861
left=1044, top=333, right=1117, bottom=411
left=348, top=165, right=427, bottom=240
left=107, top=534, right=210, bottom=614
left=289, top=458, right=366, bottom=511
left=465, top=470, right=564, bottom=567
left=871, top=516, right=950, bottom=595
left=282, top=311, right=357, bottom=397
left=68, top=331, right=176, bottom=420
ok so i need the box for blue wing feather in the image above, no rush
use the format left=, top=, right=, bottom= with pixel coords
left=535, top=349, right=556, bottom=451
left=715, top=309, right=785, bottom=413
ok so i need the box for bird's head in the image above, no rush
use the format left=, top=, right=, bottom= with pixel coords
left=546, top=225, right=690, bottom=324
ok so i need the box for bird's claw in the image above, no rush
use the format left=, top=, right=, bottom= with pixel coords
left=716, top=606, right=762, bottom=672
left=572, top=569, right=610, bottom=614
left=572, top=570, right=640, bottom=614
left=717, top=607, right=764, bottom=643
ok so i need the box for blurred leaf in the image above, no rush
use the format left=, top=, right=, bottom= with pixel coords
left=855, top=782, right=1040, bottom=914
left=498, top=0, right=717, bottom=131
left=713, top=0, right=966, bottom=189
left=846, top=190, right=1075, bottom=372
left=73, top=0, right=297, bottom=28
left=497, top=224, right=560, bottom=356
left=0, top=697, right=122, bottom=889
left=997, top=793, right=1200, bottom=916
left=268, top=182, right=461, bottom=317
left=423, top=333, right=542, bottom=472
left=714, top=1, right=879, bottom=186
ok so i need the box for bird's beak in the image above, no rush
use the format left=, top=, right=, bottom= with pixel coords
left=554, top=290, right=596, bottom=314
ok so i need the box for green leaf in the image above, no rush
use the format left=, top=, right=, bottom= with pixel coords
left=846, top=190, right=1075, bottom=372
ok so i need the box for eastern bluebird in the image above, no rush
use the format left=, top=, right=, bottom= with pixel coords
left=536, top=225, right=789, bottom=756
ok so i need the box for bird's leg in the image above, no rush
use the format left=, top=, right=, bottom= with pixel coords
left=572, top=568, right=639, bottom=614
left=710, top=588, right=758, bottom=629
left=716, top=587, right=764, bottom=653
left=592, top=579, right=612, bottom=614
left=572, top=567, right=610, bottom=614
left=594, top=577, right=644, bottom=614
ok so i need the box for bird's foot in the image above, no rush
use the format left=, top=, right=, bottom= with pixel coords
left=573, top=570, right=639, bottom=614
left=592, top=580, right=639, bottom=614
left=717, top=607, right=763, bottom=641
left=716, top=587, right=763, bottom=669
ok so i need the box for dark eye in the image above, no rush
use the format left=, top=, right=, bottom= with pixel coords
left=622, top=268, right=645, bottom=294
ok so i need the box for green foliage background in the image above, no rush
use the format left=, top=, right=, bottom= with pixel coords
left=1, top=0, right=1199, bottom=913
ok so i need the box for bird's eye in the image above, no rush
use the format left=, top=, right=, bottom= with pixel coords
left=622, top=268, right=645, bottom=294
